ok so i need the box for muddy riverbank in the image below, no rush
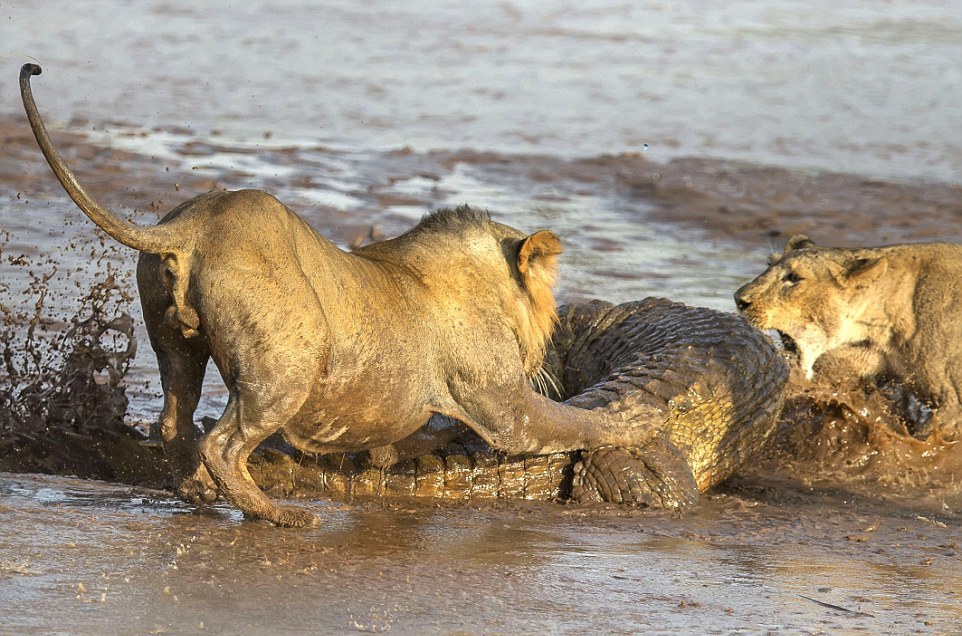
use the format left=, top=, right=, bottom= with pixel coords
left=1, top=472, right=959, bottom=635
left=2, top=0, right=962, bottom=632
left=2, top=121, right=961, bottom=634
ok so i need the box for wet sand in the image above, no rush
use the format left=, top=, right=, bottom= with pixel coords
left=3, top=1, right=962, bottom=632
left=2, top=473, right=959, bottom=635
left=2, top=118, right=961, bottom=634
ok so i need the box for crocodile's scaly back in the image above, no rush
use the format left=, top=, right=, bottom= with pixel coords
left=249, top=299, right=789, bottom=508
left=249, top=443, right=577, bottom=502
left=550, top=298, right=788, bottom=492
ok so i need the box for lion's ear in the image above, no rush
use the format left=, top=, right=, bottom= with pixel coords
left=842, top=256, right=887, bottom=286
left=517, top=230, right=562, bottom=277
left=784, top=234, right=815, bottom=254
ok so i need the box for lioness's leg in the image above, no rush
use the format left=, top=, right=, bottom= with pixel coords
left=198, top=383, right=317, bottom=528
left=155, top=346, right=216, bottom=503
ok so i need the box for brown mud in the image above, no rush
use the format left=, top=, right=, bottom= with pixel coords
left=415, top=149, right=962, bottom=247
left=2, top=120, right=961, bottom=633
left=2, top=471, right=959, bottom=635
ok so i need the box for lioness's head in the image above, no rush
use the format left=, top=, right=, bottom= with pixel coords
left=734, top=235, right=889, bottom=379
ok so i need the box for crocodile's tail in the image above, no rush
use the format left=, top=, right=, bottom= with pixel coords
left=19, top=64, right=182, bottom=254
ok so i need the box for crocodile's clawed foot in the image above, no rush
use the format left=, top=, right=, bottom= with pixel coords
left=572, top=438, right=698, bottom=509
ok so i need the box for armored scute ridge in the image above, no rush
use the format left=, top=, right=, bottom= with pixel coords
left=249, top=443, right=578, bottom=502
left=249, top=298, right=790, bottom=508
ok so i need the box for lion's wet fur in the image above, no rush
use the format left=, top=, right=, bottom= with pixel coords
left=736, top=234, right=962, bottom=441
left=21, top=64, right=653, bottom=526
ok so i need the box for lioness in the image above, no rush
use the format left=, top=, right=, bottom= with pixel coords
left=734, top=234, right=962, bottom=441
left=20, top=64, right=650, bottom=527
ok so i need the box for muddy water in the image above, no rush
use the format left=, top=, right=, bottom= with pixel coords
left=2, top=473, right=960, bottom=635
left=3, top=1, right=961, bottom=182
left=2, top=1, right=962, bottom=634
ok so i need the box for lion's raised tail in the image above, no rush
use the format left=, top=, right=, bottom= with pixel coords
left=19, top=64, right=181, bottom=255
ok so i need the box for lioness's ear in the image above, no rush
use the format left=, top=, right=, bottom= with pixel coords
left=517, top=230, right=563, bottom=276
left=784, top=234, right=815, bottom=254
left=843, top=256, right=887, bottom=285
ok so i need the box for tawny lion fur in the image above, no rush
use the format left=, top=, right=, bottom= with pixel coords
left=735, top=234, right=962, bottom=442
left=20, top=64, right=649, bottom=527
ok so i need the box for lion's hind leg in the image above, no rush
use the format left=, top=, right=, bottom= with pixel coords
left=139, top=252, right=217, bottom=503
left=189, top=246, right=331, bottom=526
left=155, top=345, right=217, bottom=503
left=198, top=377, right=319, bottom=528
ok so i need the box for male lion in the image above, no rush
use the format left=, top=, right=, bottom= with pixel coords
left=20, top=65, right=649, bottom=526
left=734, top=234, right=962, bottom=441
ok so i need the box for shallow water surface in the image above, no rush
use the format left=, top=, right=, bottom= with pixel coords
left=3, top=1, right=961, bottom=182
left=1, top=2, right=962, bottom=634
left=1, top=473, right=959, bottom=635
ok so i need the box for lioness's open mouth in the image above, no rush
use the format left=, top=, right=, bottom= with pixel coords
left=774, top=330, right=800, bottom=359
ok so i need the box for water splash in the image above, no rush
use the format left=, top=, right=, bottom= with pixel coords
left=0, top=235, right=164, bottom=484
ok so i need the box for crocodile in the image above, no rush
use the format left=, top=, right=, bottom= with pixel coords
left=248, top=298, right=790, bottom=508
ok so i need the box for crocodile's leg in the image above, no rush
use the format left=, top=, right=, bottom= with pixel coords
left=571, top=438, right=699, bottom=509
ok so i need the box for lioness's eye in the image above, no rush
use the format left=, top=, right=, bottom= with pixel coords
left=783, top=270, right=801, bottom=284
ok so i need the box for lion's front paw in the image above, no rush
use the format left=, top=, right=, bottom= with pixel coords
left=175, top=465, right=220, bottom=505
left=247, top=505, right=318, bottom=528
